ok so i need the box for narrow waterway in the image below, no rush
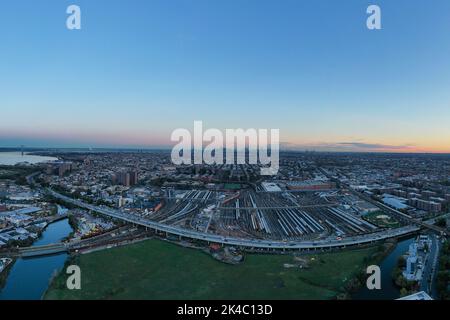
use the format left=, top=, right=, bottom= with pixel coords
left=353, top=236, right=415, bottom=300
left=0, top=219, right=416, bottom=300
left=0, top=218, right=72, bottom=300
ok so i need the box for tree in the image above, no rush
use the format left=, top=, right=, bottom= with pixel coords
left=436, top=218, right=447, bottom=228
left=397, top=256, right=406, bottom=268
left=399, top=288, right=409, bottom=297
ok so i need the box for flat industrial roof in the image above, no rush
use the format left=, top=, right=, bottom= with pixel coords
left=397, top=291, right=433, bottom=300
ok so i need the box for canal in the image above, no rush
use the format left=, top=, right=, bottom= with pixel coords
left=353, top=236, right=415, bottom=300
left=0, top=219, right=416, bottom=300
left=0, top=218, right=73, bottom=300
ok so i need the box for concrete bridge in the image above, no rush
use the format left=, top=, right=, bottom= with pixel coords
left=17, top=243, right=69, bottom=257
left=47, top=189, right=422, bottom=251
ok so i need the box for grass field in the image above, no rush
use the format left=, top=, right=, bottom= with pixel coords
left=363, top=211, right=401, bottom=228
left=44, top=239, right=378, bottom=300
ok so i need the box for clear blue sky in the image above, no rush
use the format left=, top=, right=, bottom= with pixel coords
left=1, top=0, right=450, bottom=151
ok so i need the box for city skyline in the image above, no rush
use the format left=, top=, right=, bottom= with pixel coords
left=1, top=0, right=450, bottom=152
left=2, top=0, right=450, bottom=305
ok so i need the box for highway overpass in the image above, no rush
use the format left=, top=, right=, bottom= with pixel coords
left=48, top=189, right=421, bottom=251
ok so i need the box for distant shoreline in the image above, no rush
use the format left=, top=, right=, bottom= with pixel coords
left=2, top=148, right=450, bottom=156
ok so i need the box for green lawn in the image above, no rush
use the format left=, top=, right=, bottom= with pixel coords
left=44, top=239, right=377, bottom=300
left=363, top=211, right=401, bottom=228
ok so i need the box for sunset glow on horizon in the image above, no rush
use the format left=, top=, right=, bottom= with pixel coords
left=1, top=0, right=450, bottom=152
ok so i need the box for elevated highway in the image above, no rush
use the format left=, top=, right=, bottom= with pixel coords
left=47, top=189, right=421, bottom=251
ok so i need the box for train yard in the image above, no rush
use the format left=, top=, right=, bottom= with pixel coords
left=141, top=189, right=392, bottom=243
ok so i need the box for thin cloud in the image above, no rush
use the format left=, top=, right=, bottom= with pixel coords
left=280, top=141, right=416, bottom=152
left=335, top=142, right=414, bottom=151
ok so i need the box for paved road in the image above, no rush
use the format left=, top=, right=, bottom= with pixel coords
left=420, top=235, right=440, bottom=296
left=48, top=189, right=420, bottom=250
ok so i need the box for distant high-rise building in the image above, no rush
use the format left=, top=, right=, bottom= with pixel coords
left=113, top=170, right=138, bottom=187
left=116, top=172, right=130, bottom=187
left=129, top=170, right=139, bottom=185
left=58, top=163, right=72, bottom=177
left=117, top=196, right=126, bottom=208
left=408, top=198, right=442, bottom=213
left=46, top=161, right=73, bottom=177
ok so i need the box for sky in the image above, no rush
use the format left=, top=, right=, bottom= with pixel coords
left=1, top=0, right=450, bottom=152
